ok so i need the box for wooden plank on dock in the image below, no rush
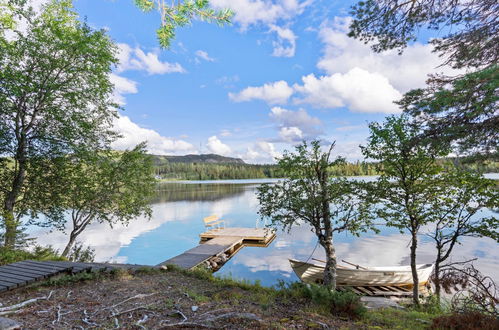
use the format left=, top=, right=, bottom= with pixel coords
left=162, top=227, right=276, bottom=270
left=200, top=227, right=276, bottom=244
left=159, top=236, right=243, bottom=269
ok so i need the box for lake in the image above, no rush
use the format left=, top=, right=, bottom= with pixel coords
left=33, top=177, right=499, bottom=286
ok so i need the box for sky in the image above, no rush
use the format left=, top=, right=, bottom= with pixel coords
left=35, top=0, right=453, bottom=163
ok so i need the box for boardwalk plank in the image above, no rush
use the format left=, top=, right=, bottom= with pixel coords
left=18, top=260, right=70, bottom=272
left=0, top=280, right=18, bottom=289
left=0, top=276, right=25, bottom=285
left=0, top=271, right=36, bottom=282
left=1, top=264, right=50, bottom=277
left=0, top=268, right=41, bottom=279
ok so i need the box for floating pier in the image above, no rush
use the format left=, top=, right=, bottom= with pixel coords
left=159, top=227, right=276, bottom=271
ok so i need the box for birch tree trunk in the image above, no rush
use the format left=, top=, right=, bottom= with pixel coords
left=322, top=238, right=337, bottom=290
left=410, top=230, right=420, bottom=307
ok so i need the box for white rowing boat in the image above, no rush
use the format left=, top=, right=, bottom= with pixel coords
left=289, top=259, right=434, bottom=287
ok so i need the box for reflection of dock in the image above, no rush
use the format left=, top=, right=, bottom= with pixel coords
left=158, top=227, right=276, bottom=270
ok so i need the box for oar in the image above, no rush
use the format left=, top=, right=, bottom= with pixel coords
left=312, top=258, right=349, bottom=269
left=342, top=259, right=368, bottom=270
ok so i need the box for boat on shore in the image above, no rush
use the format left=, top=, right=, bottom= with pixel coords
left=289, top=259, right=434, bottom=287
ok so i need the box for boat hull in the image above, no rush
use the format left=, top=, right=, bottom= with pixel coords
left=289, top=259, right=434, bottom=287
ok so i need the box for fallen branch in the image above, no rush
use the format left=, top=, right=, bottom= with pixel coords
left=110, top=306, right=150, bottom=318
left=0, top=309, right=24, bottom=316
left=52, top=304, right=70, bottom=325
left=172, top=309, right=187, bottom=322
left=109, top=293, right=157, bottom=309
left=0, top=291, right=53, bottom=312
left=161, top=321, right=213, bottom=328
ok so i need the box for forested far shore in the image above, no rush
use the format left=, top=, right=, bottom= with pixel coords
left=153, top=158, right=499, bottom=180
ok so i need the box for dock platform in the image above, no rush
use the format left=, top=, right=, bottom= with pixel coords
left=159, top=227, right=276, bottom=270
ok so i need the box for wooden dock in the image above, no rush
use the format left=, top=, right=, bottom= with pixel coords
left=337, top=285, right=415, bottom=297
left=159, top=227, right=276, bottom=270
left=0, top=260, right=150, bottom=293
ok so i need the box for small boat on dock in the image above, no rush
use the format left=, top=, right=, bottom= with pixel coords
left=289, top=259, right=434, bottom=287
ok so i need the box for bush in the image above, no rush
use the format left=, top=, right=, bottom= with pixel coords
left=0, top=246, right=65, bottom=265
left=280, top=282, right=366, bottom=319
left=431, top=311, right=499, bottom=330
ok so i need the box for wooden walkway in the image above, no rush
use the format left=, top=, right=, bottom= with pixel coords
left=0, top=260, right=149, bottom=293
left=159, top=227, right=276, bottom=270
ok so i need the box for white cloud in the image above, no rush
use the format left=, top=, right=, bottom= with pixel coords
left=210, top=0, right=311, bottom=57
left=220, top=129, right=232, bottom=137
left=195, top=50, right=215, bottom=62
left=210, top=0, right=312, bottom=29
left=279, top=126, right=303, bottom=142
left=109, top=73, right=138, bottom=105
left=269, top=24, right=297, bottom=57
left=244, top=141, right=281, bottom=163
left=229, top=80, right=293, bottom=104
left=317, top=17, right=455, bottom=92
left=269, top=106, right=322, bottom=135
left=112, top=115, right=196, bottom=155
left=206, top=136, right=232, bottom=156
left=294, top=68, right=403, bottom=113
left=117, top=43, right=185, bottom=75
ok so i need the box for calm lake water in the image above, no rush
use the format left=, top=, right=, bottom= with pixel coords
left=33, top=177, right=499, bottom=286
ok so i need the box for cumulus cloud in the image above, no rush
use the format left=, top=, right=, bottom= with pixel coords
left=269, top=106, right=322, bottom=136
left=317, top=17, right=455, bottom=92
left=269, top=24, right=297, bottom=57
left=210, top=0, right=312, bottom=29
left=117, top=43, right=185, bottom=75
left=210, top=0, right=310, bottom=57
left=109, top=73, right=138, bottom=105
left=112, top=115, right=195, bottom=155
left=206, top=136, right=232, bottom=156
left=244, top=141, right=281, bottom=163
left=279, top=126, right=303, bottom=142
left=294, top=68, right=403, bottom=113
left=195, top=50, right=215, bottom=62
left=229, top=80, right=293, bottom=104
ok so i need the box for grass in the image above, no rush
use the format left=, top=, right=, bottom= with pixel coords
left=362, top=308, right=435, bottom=329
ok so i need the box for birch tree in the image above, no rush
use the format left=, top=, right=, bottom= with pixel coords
left=134, top=0, right=233, bottom=48
left=0, top=0, right=118, bottom=247
left=361, top=115, right=449, bottom=306
left=257, top=141, right=376, bottom=289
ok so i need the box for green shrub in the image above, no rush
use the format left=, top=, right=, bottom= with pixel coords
left=276, top=282, right=366, bottom=319
left=0, top=246, right=65, bottom=265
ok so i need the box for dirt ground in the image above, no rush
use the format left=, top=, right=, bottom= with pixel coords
left=0, top=270, right=361, bottom=329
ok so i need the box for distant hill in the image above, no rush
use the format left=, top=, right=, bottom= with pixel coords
left=151, top=153, right=246, bottom=165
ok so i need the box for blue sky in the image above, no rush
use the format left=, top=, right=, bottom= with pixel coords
left=59, top=0, right=452, bottom=163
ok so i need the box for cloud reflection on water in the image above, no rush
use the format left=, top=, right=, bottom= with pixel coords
left=29, top=181, right=498, bottom=285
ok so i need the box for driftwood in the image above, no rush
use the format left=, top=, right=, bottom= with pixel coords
left=0, top=291, right=54, bottom=316
left=109, top=292, right=157, bottom=309
left=161, top=312, right=262, bottom=328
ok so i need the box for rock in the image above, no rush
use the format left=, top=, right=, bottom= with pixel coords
left=360, top=297, right=405, bottom=310
left=191, top=306, right=199, bottom=312
left=0, top=317, right=22, bottom=330
left=160, top=265, right=168, bottom=271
